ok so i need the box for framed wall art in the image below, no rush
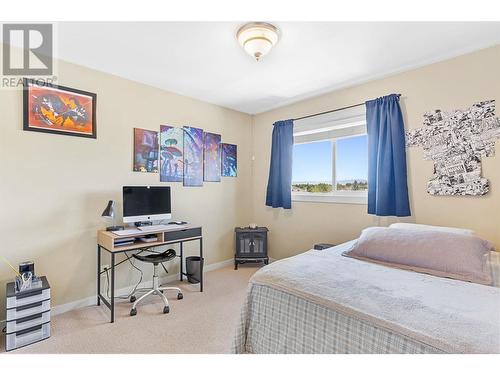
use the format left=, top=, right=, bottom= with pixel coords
left=23, top=78, right=97, bottom=139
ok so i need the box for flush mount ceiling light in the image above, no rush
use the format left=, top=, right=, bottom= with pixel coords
left=237, top=22, right=279, bottom=61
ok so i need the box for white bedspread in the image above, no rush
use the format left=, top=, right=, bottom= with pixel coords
left=250, top=241, right=500, bottom=353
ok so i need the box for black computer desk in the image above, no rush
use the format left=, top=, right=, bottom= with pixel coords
left=96, top=225, right=203, bottom=323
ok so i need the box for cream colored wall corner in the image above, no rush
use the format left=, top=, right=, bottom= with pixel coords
left=1, top=44, right=499, bottom=319
left=251, top=45, right=500, bottom=260
left=0, top=57, right=253, bottom=316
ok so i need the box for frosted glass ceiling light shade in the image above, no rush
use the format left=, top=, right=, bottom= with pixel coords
left=237, top=22, right=279, bottom=61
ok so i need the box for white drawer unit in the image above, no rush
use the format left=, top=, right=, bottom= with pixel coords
left=6, top=286, right=50, bottom=309
left=6, top=310, right=51, bottom=333
left=5, top=276, right=51, bottom=351
left=6, top=299, right=51, bottom=321
left=6, top=322, right=51, bottom=352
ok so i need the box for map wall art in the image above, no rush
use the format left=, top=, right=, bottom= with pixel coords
left=23, top=78, right=97, bottom=139
left=183, top=126, right=204, bottom=186
left=160, top=125, right=183, bottom=182
left=406, top=100, right=500, bottom=196
left=133, top=128, right=159, bottom=173
left=203, top=132, right=221, bottom=182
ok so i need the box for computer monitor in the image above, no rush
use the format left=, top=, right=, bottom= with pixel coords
left=123, top=186, right=171, bottom=224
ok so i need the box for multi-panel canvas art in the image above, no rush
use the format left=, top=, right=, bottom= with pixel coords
left=203, top=132, right=221, bottom=182
left=221, top=143, right=237, bottom=177
left=23, top=78, right=97, bottom=139
left=128, top=123, right=236, bottom=183
left=133, top=128, right=159, bottom=173
left=160, top=125, right=184, bottom=182
left=183, top=126, right=204, bottom=186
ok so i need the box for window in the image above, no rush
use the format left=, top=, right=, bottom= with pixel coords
left=291, top=105, right=368, bottom=204
left=292, top=140, right=333, bottom=193
left=335, top=134, right=368, bottom=191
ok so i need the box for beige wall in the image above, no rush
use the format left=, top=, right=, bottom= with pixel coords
left=252, top=45, right=500, bottom=260
left=0, top=57, right=253, bottom=314
left=1, top=44, right=499, bottom=318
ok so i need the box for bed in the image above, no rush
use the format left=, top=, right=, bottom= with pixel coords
left=232, top=240, right=500, bottom=354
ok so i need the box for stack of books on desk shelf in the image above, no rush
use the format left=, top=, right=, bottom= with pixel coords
left=114, top=237, right=136, bottom=247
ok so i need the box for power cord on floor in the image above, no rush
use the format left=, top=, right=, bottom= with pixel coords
left=102, top=247, right=172, bottom=300
left=104, top=266, right=110, bottom=299
left=116, top=253, right=143, bottom=300
left=103, top=252, right=144, bottom=300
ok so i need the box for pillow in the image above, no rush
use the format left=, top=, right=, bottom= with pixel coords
left=489, top=251, right=500, bottom=288
left=343, top=227, right=492, bottom=285
left=389, top=223, right=475, bottom=236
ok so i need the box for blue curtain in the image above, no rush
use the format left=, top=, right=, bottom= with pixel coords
left=365, top=94, right=411, bottom=217
left=265, top=119, right=294, bottom=209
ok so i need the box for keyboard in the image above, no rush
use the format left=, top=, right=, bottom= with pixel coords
left=137, top=224, right=187, bottom=231
left=112, top=224, right=188, bottom=236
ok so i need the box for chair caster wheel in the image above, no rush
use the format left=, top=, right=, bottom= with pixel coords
left=130, top=295, right=136, bottom=303
left=163, top=306, right=170, bottom=314
left=130, top=308, right=137, bottom=316
left=177, top=293, right=183, bottom=300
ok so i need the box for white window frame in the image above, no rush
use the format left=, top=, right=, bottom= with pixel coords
left=291, top=106, right=368, bottom=205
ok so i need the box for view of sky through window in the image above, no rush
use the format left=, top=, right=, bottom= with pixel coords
left=336, top=134, right=368, bottom=183
left=292, top=140, right=332, bottom=183
left=292, top=134, right=368, bottom=193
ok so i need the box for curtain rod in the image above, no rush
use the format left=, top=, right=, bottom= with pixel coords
left=292, top=94, right=401, bottom=122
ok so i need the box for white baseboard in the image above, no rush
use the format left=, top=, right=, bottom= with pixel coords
left=204, top=258, right=234, bottom=272
left=51, top=258, right=234, bottom=317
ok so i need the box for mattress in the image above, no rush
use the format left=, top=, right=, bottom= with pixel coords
left=232, top=241, right=500, bottom=354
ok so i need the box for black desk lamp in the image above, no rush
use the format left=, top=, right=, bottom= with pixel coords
left=101, top=200, right=124, bottom=231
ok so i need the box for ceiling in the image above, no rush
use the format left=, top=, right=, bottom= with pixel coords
left=55, top=22, right=500, bottom=114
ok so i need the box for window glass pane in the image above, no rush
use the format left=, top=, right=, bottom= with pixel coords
left=292, top=141, right=332, bottom=193
left=336, top=134, right=368, bottom=191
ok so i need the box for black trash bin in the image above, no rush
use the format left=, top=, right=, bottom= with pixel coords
left=185, top=256, right=204, bottom=284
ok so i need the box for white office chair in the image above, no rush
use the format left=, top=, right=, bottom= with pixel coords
left=129, top=249, right=183, bottom=315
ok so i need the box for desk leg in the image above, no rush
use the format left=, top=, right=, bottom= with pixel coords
left=97, top=245, right=101, bottom=306
left=200, top=238, right=203, bottom=292
left=180, top=242, right=183, bottom=282
left=110, top=252, right=115, bottom=323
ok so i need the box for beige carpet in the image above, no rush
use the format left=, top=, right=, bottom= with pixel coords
left=2, top=265, right=257, bottom=354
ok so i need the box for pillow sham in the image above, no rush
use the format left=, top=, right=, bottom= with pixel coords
left=389, top=222, right=475, bottom=235
left=343, top=227, right=492, bottom=285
